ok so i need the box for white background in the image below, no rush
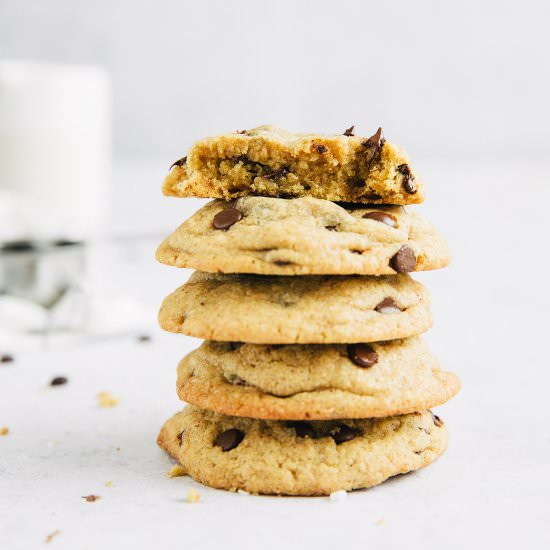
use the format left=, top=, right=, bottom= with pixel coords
left=1, top=1, right=550, bottom=549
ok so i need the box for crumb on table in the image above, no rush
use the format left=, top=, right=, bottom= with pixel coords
left=97, top=391, right=119, bottom=408
left=82, top=495, right=101, bottom=502
left=45, top=530, right=60, bottom=543
left=167, top=464, right=186, bottom=478
left=0, top=427, right=9, bottom=436
left=186, top=489, right=201, bottom=503
left=105, top=481, right=113, bottom=487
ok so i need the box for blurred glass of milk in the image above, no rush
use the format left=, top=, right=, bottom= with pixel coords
left=0, top=61, right=112, bottom=241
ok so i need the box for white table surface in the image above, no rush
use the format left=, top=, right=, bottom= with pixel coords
left=1, top=158, right=549, bottom=549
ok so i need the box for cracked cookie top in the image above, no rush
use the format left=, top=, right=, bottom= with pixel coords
left=156, top=197, right=450, bottom=275
left=158, top=271, right=432, bottom=344
left=176, top=338, right=460, bottom=419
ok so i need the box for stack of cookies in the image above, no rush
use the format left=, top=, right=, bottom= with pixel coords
left=156, top=125, right=460, bottom=496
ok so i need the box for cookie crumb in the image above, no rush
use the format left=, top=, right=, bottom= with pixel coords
left=44, top=530, right=60, bottom=543
left=0, top=426, right=9, bottom=436
left=166, top=464, right=186, bottom=478
left=97, top=391, right=119, bottom=408
left=104, top=481, right=113, bottom=487
left=81, top=495, right=100, bottom=502
left=186, top=489, right=201, bottom=503
left=329, top=490, right=348, bottom=502
left=1, top=354, right=14, bottom=364
left=375, top=518, right=385, bottom=526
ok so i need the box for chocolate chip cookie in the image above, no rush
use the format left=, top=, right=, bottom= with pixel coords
left=163, top=125, right=424, bottom=205
left=175, top=338, right=460, bottom=420
left=158, top=271, right=432, bottom=344
left=156, top=197, right=450, bottom=275
left=157, top=406, right=448, bottom=495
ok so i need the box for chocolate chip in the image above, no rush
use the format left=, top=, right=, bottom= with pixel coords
left=390, top=245, right=417, bottom=272
left=430, top=411, right=443, bottom=427
left=264, top=167, right=290, bottom=180
left=375, top=297, right=402, bottom=314
left=50, top=376, right=68, bottom=386
left=287, top=421, right=315, bottom=438
left=169, top=156, right=187, bottom=170
left=214, top=429, right=244, bottom=451
left=362, top=127, right=385, bottom=171
left=213, top=208, right=243, bottom=230
left=325, top=225, right=338, bottom=231
left=1, top=240, right=35, bottom=253
left=1, top=354, right=14, bottom=364
left=313, top=143, right=328, bottom=153
left=347, top=344, right=378, bottom=368
left=343, top=125, right=355, bottom=136
left=362, top=211, right=397, bottom=227
left=177, top=431, right=184, bottom=446
left=331, top=424, right=360, bottom=444
left=398, top=164, right=416, bottom=194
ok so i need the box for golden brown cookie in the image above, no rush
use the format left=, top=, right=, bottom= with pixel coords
left=175, top=338, right=460, bottom=420
left=158, top=271, right=432, bottom=344
left=156, top=197, right=450, bottom=275
left=163, top=125, right=425, bottom=205
left=157, top=406, right=448, bottom=495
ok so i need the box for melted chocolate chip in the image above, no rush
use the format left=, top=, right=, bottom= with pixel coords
left=362, top=211, right=397, bottom=227
left=287, top=421, right=315, bottom=438
left=347, top=344, right=378, bottom=368
left=362, top=127, right=385, bottom=171
left=50, top=376, right=68, bottom=386
left=331, top=424, right=360, bottom=444
left=313, top=144, right=328, bottom=153
left=214, top=429, right=244, bottom=451
left=213, top=208, right=243, bottom=230
left=264, top=167, right=290, bottom=180
left=1, top=354, right=14, bottom=364
left=390, top=245, right=417, bottom=272
left=169, top=156, right=187, bottom=170
left=343, top=125, right=355, bottom=136
left=430, top=411, right=443, bottom=427
left=375, top=297, right=402, bottom=314
left=397, top=164, right=416, bottom=194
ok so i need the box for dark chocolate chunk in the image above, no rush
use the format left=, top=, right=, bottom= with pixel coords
left=287, top=421, right=315, bottom=438
left=362, top=211, right=397, bottom=227
left=1, top=240, right=35, bottom=253
left=313, top=144, right=328, bottom=153
left=362, top=127, right=385, bottom=171
left=375, top=297, right=402, bottom=313
left=213, top=208, right=243, bottom=230
left=331, top=424, right=360, bottom=444
left=1, top=354, right=14, bottom=364
left=430, top=411, right=443, bottom=427
left=169, top=156, right=187, bottom=170
left=50, top=376, right=68, bottom=386
left=347, top=343, right=378, bottom=368
left=343, top=125, right=355, bottom=136
left=390, top=245, right=417, bottom=272
left=397, top=164, right=416, bottom=194
left=214, top=429, right=245, bottom=451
